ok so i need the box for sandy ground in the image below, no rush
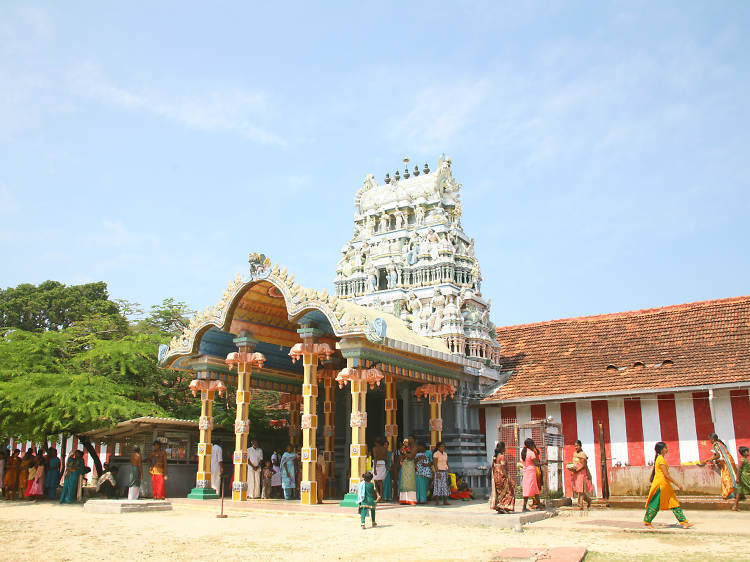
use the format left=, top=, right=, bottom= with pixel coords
left=1, top=498, right=749, bottom=561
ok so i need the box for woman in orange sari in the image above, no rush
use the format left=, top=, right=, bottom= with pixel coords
left=3, top=449, right=21, bottom=500
left=568, top=440, right=593, bottom=510
left=701, top=433, right=738, bottom=500
left=489, top=442, right=515, bottom=513
left=17, top=450, right=33, bottom=499
left=644, top=442, right=693, bottom=528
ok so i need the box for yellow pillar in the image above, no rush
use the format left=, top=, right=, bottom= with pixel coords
left=229, top=334, right=261, bottom=502
left=385, top=375, right=398, bottom=451
left=288, top=396, right=301, bottom=448
left=300, top=348, right=320, bottom=504
left=429, top=393, right=443, bottom=448
left=187, top=375, right=225, bottom=499
left=197, top=389, right=215, bottom=487
left=349, top=358, right=368, bottom=494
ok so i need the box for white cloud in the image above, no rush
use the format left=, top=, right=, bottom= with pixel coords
left=385, top=78, right=491, bottom=152
left=68, top=62, right=286, bottom=146
left=0, top=183, right=19, bottom=216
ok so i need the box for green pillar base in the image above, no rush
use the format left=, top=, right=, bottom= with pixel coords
left=339, top=492, right=359, bottom=507
left=187, top=487, right=220, bottom=500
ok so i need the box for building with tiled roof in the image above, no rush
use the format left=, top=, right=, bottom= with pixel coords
left=480, top=296, right=750, bottom=496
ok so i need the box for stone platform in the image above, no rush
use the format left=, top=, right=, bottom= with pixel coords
left=83, top=499, right=173, bottom=514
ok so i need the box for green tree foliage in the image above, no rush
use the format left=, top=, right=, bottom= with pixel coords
left=0, top=281, right=278, bottom=442
left=0, top=280, right=122, bottom=332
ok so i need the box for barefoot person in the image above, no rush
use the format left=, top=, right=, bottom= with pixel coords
left=145, top=441, right=168, bottom=499
left=371, top=437, right=388, bottom=499
left=357, top=471, right=380, bottom=529
left=644, top=442, right=693, bottom=528
left=700, top=433, right=739, bottom=500
left=489, top=442, right=515, bottom=513
left=733, top=446, right=750, bottom=511
left=521, top=438, right=541, bottom=511
left=568, top=440, right=593, bottom=510
left=432, top=441, right=450, bottom=505
left=128, top=446, right=143, bottom=500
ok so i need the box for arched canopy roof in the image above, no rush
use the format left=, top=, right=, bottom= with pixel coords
left=158, top=258, right=470, bottom=386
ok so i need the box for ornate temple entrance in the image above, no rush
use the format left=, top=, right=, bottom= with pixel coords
left=159, top=255, right=467, bottom=505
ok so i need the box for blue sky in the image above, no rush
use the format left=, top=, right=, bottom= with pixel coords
left=1, top=2, right=748, bottom=326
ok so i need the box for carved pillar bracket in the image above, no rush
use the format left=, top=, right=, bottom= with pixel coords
left=225, top=333, right=265, bottom=501
left=415, top=383, right=456, bottom=447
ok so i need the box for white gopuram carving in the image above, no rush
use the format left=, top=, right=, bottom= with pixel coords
left=334, top=155, right=501, bottom=366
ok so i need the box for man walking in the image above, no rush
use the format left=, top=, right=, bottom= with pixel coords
left=247, top=439, right=263, bottom=499
left=128, top=446, right=142, bottom=500
left=372, top=437, right=388, bottom=499
left=211, top=442, right=223, bottom=496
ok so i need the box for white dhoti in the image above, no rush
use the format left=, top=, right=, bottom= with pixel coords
left=373, top=460, right=387, bottom=481
left=128, top=486, right=140, bottom=500
left=211, top=472, right=222, bottom=495
left=247, top=468, right=261, bottom=498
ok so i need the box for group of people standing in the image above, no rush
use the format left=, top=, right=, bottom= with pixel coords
left=369, top=436, right=452, bottom=506
left=126, top=441, right=169, bottom=500
left=488, top=431, right=750, bottom=526
left=0, top=446, right=81, bottom=503
left=489, top=438, right=546, bottom=514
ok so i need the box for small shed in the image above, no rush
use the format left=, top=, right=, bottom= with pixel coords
left=81, top=417, right=234, bottom=498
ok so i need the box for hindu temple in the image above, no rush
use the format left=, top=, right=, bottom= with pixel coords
left=158, top=154, right=502, bottom=503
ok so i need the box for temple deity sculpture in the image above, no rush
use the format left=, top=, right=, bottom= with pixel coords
left=394, top=209, right=405, bottom=230
left=428, top=288, right=446, bottom=332
left=415, top=205, right=425, bottom=225
left=379, top=213, right=389, bottom=233
left=386, top=264, right=398, bottom=289
left=367, top=266, right=378, bottom=293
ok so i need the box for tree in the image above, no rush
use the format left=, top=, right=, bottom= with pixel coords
left=0, top=281, right=122, bottom=332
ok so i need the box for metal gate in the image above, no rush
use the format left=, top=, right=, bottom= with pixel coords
left=498, top=419, right=564, bottom=498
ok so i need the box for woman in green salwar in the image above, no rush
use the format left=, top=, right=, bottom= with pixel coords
left=733, top=446, right=750, bottom=511
left=59, top=450, right=84, bottom=504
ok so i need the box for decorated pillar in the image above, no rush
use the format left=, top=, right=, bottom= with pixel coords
left=282, top=393, right=303, bottom=447
left=336, top=359, right=383, bottom=507
left=415, top=383, right=456, bottom=448
left=318, top=362, right=339, bottom=498
left=289, top=326, right=332, bottom=505
left=225, top=334, right=265, bottom=502
left=187, top=376, right=226, bottom=499
left=384, top=375, right=398, bottom=451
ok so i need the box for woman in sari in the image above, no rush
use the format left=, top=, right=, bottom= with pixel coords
left=26, top=455, right=45, bottom=499
left=398, top=438, right=417, bottom=505
left=644, top=441, right=693, bottom=527
left=489, top=442, right=515, bottom=513
left=18, top=450, right=33, bottom=499
left=45, top=448, right=61, bottom=500
left=59, top=450, right=84, bottom=504
left=568, top=440, right=593, bottom=510
left=521, top=438, right=541, bottom=512
left=701, top=433, right=738, bottom=500
left=733, top=446, right=750, bottom=511
left=4, top=449, right=21, bottom=500
left=381, top=448, right=393, bottom=501
left=415, top=443, right=432, bottom=504
left=280, top=444, right=296, bottom=500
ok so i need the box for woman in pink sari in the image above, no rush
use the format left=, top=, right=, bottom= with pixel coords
left=568, top=440, right=593, bottom=510
left=521, top=438, right=541, bottom=512
left=26, top=455, right=45, bottom=499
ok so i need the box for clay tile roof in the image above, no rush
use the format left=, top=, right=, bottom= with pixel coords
left=483, top=296, right=750, bottom=403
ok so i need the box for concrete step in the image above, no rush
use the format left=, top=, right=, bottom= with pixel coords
left=83, top=499, right=173, bottom=514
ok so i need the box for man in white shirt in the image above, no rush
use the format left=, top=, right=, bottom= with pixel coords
left=210, top=442, right=223, bottom=495
left=247, top=439, right=263, bottom=499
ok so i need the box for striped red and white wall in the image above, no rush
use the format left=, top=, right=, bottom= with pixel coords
left=483, top=388, right=750, bottom=496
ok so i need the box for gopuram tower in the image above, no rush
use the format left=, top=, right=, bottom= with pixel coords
left=334, top=154, right=501, bottom=367
left=334, top=155, right=502, bottom=478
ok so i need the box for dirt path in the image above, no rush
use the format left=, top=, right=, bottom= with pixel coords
left=1, top=500, right=747, bottom=561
